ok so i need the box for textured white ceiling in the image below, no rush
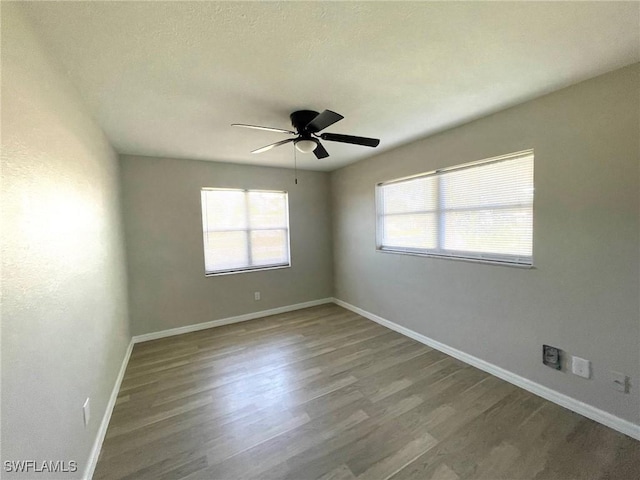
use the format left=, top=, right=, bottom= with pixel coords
left=19, top=1, right=640, bottom=171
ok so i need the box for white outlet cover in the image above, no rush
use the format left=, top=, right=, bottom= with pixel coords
left=571, top=356, right=591, bottom=379
left=83, top=398, right=90, bottom=427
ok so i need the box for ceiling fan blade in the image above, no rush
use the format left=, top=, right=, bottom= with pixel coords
left=232, top=124, right=295, bottom=135
left=251, top=138, right=294, bottom=154
left=305, top=110, right=344, bottom=133
left=320, top=133, right=380, bottom=148
left=313, top=141, right=330, bottom=159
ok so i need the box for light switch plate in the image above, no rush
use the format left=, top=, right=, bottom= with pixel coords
left=571, top=356, right=591, bottom=379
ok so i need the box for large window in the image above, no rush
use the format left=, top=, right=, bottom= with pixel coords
left=376, top=150, right=534, bottom=266
left=201, top=188, right=290, bottom=275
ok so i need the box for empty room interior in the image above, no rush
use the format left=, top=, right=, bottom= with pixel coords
left=3, top=1, right=640, bottom=479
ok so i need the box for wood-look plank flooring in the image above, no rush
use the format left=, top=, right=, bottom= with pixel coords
left=94, top=304, right=640, bottom=480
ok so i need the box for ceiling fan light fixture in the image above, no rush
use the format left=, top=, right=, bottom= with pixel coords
left=295, top=139, right=317, bottom=153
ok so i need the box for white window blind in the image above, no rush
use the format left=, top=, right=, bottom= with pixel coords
left=376, top=151, right=534, bottom=266
left=201, top=188, right=290, bottom=274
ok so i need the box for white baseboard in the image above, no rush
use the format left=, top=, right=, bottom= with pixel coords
left=84, top=338, right=134, bottom=480
left=332, top=297, right=640, bottom=441
left=132, top=298, right=334, bottom=344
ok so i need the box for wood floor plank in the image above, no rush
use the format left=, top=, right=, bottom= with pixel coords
left=94, top=304, right=640, bottom=480
left=186, top=402, right=372, bottom=479
left=318, top=465, right=357, bottom=480
left=354, top=430, right=438, bottom=480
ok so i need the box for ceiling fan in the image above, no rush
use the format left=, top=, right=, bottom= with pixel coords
left=232, top=110, right=380, bottom=159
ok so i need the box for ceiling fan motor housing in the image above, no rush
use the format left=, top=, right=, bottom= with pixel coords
left=290, top=110, right=320, bottom=134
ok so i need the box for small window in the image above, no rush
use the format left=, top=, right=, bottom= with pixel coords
left=201, top=188, right=291, bottom=275
left=376, top=150, right=534, bottom=266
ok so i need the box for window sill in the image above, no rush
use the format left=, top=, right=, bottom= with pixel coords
left=376, top=248, right=534, bottom=269
left=205, top=264, right=291, bottom=277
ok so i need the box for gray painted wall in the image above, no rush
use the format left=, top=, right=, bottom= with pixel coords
left=1, top=4, right=131, bottom=478
left=120, top=155, right=333, bottom=336
left=2, top=3, right=638, bottom=475
left=331, top=64, right=640, bottom=424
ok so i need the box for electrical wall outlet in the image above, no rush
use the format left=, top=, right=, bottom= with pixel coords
left=611, top=371, right=630, bottom=393
left=254, top=291, right=261, bottom=301
left=543, top=345, right=561, bottom=370
left=571, top=356, right=591, bottom=379
left=83, top=398, right=90, bottom=427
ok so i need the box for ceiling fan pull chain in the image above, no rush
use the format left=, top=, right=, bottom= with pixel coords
left=293, top=143, right=298, bottom=185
